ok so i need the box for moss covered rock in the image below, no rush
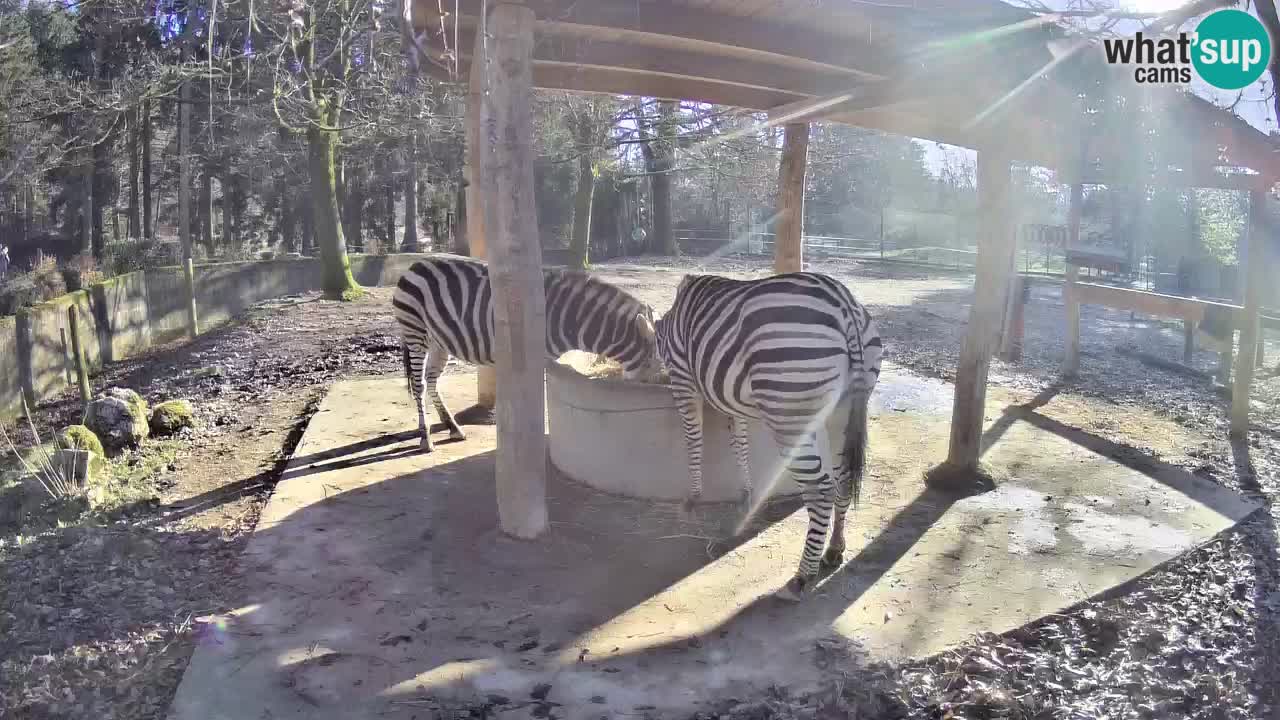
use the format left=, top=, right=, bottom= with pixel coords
left=86, top=387, right=150, bottom=453
left=105, top=388, right=150, bottom=426
left=57, top=424, right=105, bottom=457
left=150, top=399, right=196, bottom=436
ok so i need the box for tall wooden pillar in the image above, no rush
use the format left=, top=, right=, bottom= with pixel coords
left=1231, top=189, right=1267, bottom=438
left=478, top=1, right=547, bottom=539
left=1062, top=182, right=1083, bottom=376
left=465, top=20, right=496, bottom=409
left=773, top=122, right=809, bottom=274
left=946, top=150, right=1015, bottom=469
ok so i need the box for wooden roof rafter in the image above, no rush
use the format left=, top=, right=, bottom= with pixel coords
left=408, top=0, right=1280, bottom=188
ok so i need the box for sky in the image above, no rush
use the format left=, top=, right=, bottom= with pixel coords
left=915, top=0, right=1277, bottom=176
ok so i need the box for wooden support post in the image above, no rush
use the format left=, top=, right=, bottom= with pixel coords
left=466, top=20, right=496, bottom=410
left=67, top=306, right=91, bottom=411
left=478, top=1, right=548, bottom=539
left=1183, top=319, right=1195, bottom=364
left=1218, top=343, right=1234, bottom=384
left=773, top=122, right=809, bottom=274
left=998, top=274, right=1027, bottom=362
left=1231, top=190, right=1266, bottom=437
left=946, top=150, right=1014, bottom=469
left=1063, top=182, right=1083, bottom=377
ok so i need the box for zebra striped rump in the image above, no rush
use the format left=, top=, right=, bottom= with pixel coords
left=654, top=271, right=883, bottom=600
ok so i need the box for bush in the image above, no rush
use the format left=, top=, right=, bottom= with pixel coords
left=0, top=255, right=67, bottom=315
left=61, top=254, right=104, bottom=291
left=102, top=239, right=177, bottom=275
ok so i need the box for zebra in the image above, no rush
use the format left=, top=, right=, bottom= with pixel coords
left=653, top=271, right=883, bottom=601
left=392, top=254, right=660, bottom=451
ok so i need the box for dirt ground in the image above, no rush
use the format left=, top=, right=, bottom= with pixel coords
left=1, top=254, right=1278, bottom=719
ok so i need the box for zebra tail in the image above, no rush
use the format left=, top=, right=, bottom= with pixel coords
left=401, top=341, right=413, bottom=397
left=843, top=390, right=870, bottom=508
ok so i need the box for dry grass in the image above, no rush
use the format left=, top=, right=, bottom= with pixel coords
left=557, top=352, right=670, bottom=384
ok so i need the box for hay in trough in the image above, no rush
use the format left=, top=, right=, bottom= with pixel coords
left=557, top=351, right=669, bottom=384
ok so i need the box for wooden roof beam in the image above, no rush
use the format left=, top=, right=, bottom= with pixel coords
left=765, top=78, right=955, bottom=125
left=444, top=58, right=808, bottom=109
left=449, top=28, right=863, bottom=97
left=452, top=0, right=896, bottom=79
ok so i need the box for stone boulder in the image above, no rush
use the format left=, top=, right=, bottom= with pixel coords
left=150, top=399, right=196, bottom=436
left=86, top=387, right=150, bottom=452
left=57, top=424, right=105, bottom=457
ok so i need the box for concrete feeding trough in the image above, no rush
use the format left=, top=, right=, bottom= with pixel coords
left=547, top=352, right=826, bottom=503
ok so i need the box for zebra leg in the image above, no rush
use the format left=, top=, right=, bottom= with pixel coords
left=822, top=460, right=852, bottom=569
left=423, top=340, right=466, bottom=442
left=730, top=416, right=753, bottom=514
left=672, top=387, right=705, bottom=516
left=406, top=339, right=433, bottom=453
left=773, top=429, right=836, bottom=602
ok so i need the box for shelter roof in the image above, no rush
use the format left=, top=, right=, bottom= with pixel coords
left=411, top=0, right=1280, bottom=186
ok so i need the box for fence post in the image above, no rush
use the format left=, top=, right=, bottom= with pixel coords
left=67, top=305, right=91, bottom=411
left=59, top=327, right=73, bottom=384
left=183, top=257, right=199, bottom=338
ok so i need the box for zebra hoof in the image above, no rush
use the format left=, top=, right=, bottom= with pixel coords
left=773, top=576, right=809, bottom=602
left=820, top=547, right=844, bottom=570
left=448, top=429, right=467, bottom=441
left=419, top=438, right=435, bottom=453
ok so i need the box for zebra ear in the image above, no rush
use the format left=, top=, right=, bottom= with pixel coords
left=635, top=311, right=656, bottom=341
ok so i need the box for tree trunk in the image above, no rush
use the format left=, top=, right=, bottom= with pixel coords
left=128, top=108, right=140, bottom=239
left=343, top=166, right=364, bottom=252
left=23, top=184, right=33, bottom=245
left=454, top=178, right=468, bottom=254
left=222, top=177, right=235, bottom=250
left=142, top=99, right=154, bottom=240
left=653, top=100, right=678, bottom=255
left=385, top=173, right=395, bottom=247
left=81, top=151, right=93, bottom=255
left=178, top=85, right=192, bottom=261
left=91, top=138, right=108, bottom=258
left=402, top=134, right=419, bottom=251
left=200, top=172, right=214, bottom=257
left=280, top=186, right=297, bottom=253
left=570, top=131, right=595, bottom=270
left=651, top=171, right=673, bottom=255
left=307, top=125, right=360, bottom=298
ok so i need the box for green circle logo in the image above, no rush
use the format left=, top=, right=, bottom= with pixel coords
left=1192, top=9, right=1271, bottom=90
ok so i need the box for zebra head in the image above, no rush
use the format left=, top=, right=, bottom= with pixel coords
left=619, top=304, right=661, bottom=382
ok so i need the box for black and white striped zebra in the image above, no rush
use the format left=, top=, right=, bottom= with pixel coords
left=654, top=271, right=883, bottom=601
left=392, top=255, right=660, bottom=451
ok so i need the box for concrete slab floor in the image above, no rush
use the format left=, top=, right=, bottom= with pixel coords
left=168, top=366, right=1260, bottom=720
